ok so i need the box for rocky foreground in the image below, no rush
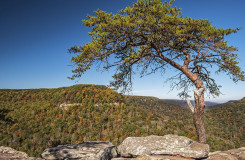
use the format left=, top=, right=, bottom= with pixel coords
left=1, top=135, right=245, bottom=160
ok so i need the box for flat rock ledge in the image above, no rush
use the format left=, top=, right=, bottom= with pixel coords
left=113, top=148, right=245, bottom=160
left=41, top=141, right=118, bottom=160
left=0, top=146, right=43, bottom=160
left=0, top=146, right=29, bottom=160
left=2, top=136, right=245, bottom=160
left=207, top=147, right=245, bottom=160
left=118, top=135, right=209, bottom=159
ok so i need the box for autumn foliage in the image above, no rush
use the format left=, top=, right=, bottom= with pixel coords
left=0, top=85, right=163, bottom=157
left=0, top=85, right=244, bottom=157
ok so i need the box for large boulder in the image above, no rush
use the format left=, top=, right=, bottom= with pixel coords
left=41, top=141, right=118, bottom=160
left=0, top=146, right=29, bottom=160
left=118, top=135, right=209, bottom=159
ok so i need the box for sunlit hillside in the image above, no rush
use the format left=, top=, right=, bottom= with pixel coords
left=0, top=85, right=163, bottom=157
left=125, top=95, right=245, bottom=152
left=0, top=85, right=244, bottom=157
left=204, top=98, right=245, bottom=150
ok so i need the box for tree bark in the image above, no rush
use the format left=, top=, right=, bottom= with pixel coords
left=193, top=85, right=206, bottom=143
left=186, top=96, right=194, bottom=113
left=156, top=48, right=207, bottom=143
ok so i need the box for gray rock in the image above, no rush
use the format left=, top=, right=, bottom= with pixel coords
left=59, top=103, right=82, bottom=110
left=207, top=152, right=238, bottom=160
left=41, top=141, right=118, bottom=160
left=118, top=135, right=209, bottom=159
left=208, top=147, right=245, bottom=160
left=225, top=147, right=245, bottom=160
left=0, top=146, right=29, bottom=160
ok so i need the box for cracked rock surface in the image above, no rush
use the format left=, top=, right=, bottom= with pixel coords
left=207, top=147, right=245, bottom=160
left=118, top=135, right=209, bottom=159
left=0, top=146, right=43, bottom=160
left=41, top=141, right=118, bottom=160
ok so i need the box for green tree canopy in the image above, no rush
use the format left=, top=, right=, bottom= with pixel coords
left=69, top=0, right=244, bottom=143
left=69, top=0, right=244, bottom=96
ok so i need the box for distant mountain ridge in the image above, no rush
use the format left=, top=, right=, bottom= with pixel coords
left=161, top=99, right=220, bottom=110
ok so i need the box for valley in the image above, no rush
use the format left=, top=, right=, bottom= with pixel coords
left=0, top=84, right=244, bottom=157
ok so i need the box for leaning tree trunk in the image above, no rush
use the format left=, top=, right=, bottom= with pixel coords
left=193, top=85, right=206, bottom=143
left=185, top=70, right=207, bottom=143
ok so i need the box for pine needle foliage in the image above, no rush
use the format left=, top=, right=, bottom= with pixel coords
left=69, top=0, right=244, bottom=96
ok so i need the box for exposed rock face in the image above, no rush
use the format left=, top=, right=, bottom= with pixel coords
left=0, top=146, right=29, bottom=160
left=59, top=103, right=82, bottom=110
left=118, top=135, right=209, bottom=159
left=208, top=153, right=238, bottom=160
left=41, top=141, right=118, bottom=160
left=0, top=146, right=44, bottom=160
left=2, top=136, right=245, bottom=160
left=208, top=147, right=245, bottom=160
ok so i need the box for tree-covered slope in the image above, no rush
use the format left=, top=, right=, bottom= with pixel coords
left=125, top=96, right=197, bottom=139
left=0, top=85, right=163, bottom=157
left=125, top=96, right=245, bottom=152
left=0, top=85, right=244, bottom=157
left=204, top=98, right=245, bottom=151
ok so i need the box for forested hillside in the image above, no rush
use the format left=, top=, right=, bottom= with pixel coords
left=0, top=85, right=244, bottom=157
left=125, top=96, right=195, bottom=137
left=125, top=96, right=245, bottom=152
left=205, top=98, right=245, bottom=150
left=0, top=85, right=163, bottom=157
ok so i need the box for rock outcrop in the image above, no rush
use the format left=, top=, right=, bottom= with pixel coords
left=113, top=148, right=245, bottom=160
left=59, top=103, right=82, bottom=110
left=0, top=146, right=43, bottom=160
left=41, top=141, right=118, bottom=160
left=0, top=146, right=29, bottom=160
left=207, top=147, right=245, bottom=160
left=118, top=135, right=209, bottom=159
left=2, top=135, right=245, bottom=160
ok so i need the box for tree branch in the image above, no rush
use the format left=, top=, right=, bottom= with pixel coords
left=151, top=43, right=183, bottom=71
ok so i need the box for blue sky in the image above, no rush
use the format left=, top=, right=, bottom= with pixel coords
left=0, top=0, right=244, bottom=102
